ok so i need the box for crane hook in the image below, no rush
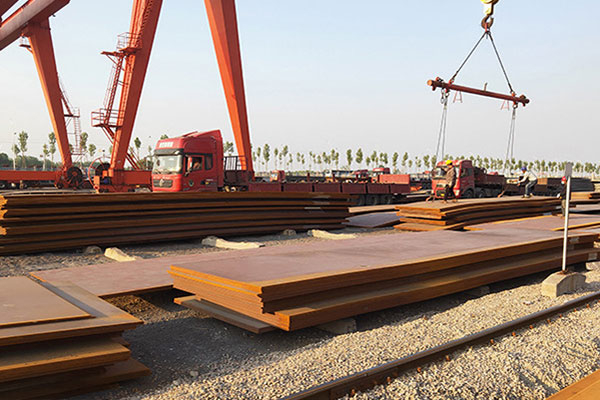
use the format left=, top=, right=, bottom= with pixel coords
left=481, top=14, right=494, bottom=30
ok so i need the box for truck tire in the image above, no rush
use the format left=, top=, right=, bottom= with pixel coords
left=475, top=188, right=485, bottom=198
left=356, top=195, right=366, bottom=206
left=463, top=189, right=474, bottom=198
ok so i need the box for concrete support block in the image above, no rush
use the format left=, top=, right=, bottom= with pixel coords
left=308, top=230, right=357, bottom=240
left=104, top=247, right=139, bottom=262
left=201, top=236, right=264, bottom=250
left=317, top=318, right=357, bottom=334
left=541, top=271, right=586, bottom=298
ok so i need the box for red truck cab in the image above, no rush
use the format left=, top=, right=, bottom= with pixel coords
left=152, top=130, right=224, bottom=192
left=432, top=159, right=505, bottom=199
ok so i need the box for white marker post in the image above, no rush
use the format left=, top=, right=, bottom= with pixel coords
left=562, top=162, right=573, bottom=273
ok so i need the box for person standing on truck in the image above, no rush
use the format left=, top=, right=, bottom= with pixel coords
left=518, top=166, right=537, bottom=198
left=443, top=160, right=457, bottom=203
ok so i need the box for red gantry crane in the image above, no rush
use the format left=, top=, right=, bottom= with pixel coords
left=0, top=0, right=253, bottom=192
left=0, top=0, right=85, bottom=188
left=91, top=0, right=254, bottom=192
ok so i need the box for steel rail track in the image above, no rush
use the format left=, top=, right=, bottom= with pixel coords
left=283, top=289, right=600, bottom=400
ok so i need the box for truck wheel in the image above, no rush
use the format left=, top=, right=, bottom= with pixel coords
left=356, top=195, right=366, bottom=206
left=463, top=189, right=474, bottom=198
left=475, top=188, right=485, bottom=198
left=366, top=194, right=379, bottom=206
left=382, top=194, right=394, bottom=205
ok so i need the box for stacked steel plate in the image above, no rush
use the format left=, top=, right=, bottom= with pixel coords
left=571, top=191, right=600, bottom=204
left=0, top=277, right=148, bottom=399
left=394, top=197, right=561, bottom=232
left=0, top=192, right=351, bottom=255
left=169, top=228, right=598, bottom=332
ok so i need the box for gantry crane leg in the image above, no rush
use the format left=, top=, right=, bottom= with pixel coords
left=25, top=19, right=79, bottom=185
left=205, top=0, right=253, bottom=174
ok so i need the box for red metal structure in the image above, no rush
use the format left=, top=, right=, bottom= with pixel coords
left=152, top=130, right=411, bottom=205
left=427, top=78, right=529, bottom=107
left=0, top=0, right=85, bottom=188
left=1, top=0, right=253, bottom=192
left=91, top=0, right=254, bottom=192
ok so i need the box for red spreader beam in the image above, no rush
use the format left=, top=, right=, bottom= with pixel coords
left=427, top=77, right=529, bottom=106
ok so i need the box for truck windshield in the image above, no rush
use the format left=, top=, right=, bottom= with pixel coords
left=153, top=155, right=183, bottom=175
left=433, top=167, right=447, bottom=178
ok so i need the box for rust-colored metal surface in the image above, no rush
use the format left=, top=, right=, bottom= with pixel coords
left=0, top=277, right=148, bottom=398
left=428, top=77, right=529, bottom=105
left=0, top=192, right=350, bottom=255
left=0, top=280, right=141, bottom=347
left=0, top=277, right=91, bottom=328
left=547, top=368, right=600, bottom=400
left=168, top=228, right=598, bottom=331
left=394, top=197, right=560, bottom=231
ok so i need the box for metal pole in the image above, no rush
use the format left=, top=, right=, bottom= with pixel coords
left=562, top=175, right=572, bottom=272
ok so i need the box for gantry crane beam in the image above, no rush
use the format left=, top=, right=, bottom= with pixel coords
left=205, top=0, right=253, bottom=173
left=0, top=1, right=21, bottom=19
left=0, top=0, right=68, bottom=50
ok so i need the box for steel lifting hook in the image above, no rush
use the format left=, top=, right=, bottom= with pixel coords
left=481, top=14, right=494, bottom=30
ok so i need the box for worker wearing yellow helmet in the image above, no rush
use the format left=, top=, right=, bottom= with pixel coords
left=443, top=160, right=457, bottom=203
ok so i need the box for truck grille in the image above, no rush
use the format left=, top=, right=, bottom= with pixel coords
left=153, top=178, right=173, bottom=188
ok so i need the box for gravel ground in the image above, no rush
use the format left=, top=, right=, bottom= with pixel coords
left=3, top=228, right=600, bottom=399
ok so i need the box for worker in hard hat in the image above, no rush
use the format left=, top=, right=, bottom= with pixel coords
left=443, top=160, right=457, bottom=203
left=518, top=166, right=538, bottom=198
left=558, top=176, right=569, bottom=217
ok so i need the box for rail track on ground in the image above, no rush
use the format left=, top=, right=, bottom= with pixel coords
left=284, top=289, right=600, bottom=400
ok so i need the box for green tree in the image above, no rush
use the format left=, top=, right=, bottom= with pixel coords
left=392, top=152, right=399, bottom=172
left=48, top=132, right=57, bottom=163
left=355, top=148, right=363, bottom=166
left=160, top=134, right=169, bottom=140
left=274, top=148, right=279, bottom=168
left=11, top=144, right=19, bottom=170
left=370, top=151, right=379, bottom=166
left=18, top=131, right=28, bottom=168
left=346, top=149, right=353, bottom=169
left=282, top=145, right=289, bottom=169
left=42, top=144, right=49, bottom=170
left=430, top=155, right=437, bottom=170
left=224, top=141, right=234, bottom=155
left=402, top=152, right=409, bottom=171
left=134, top=137, right=142, bottom=159
left=263, top=144, right=271, bottom=168
left=88, top=144, right=97, bottom=159
left=80, top=132, right=89, bottom=161
left=380, top=152, right=388, bottom=166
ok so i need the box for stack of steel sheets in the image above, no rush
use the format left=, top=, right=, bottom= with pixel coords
left=572, top=191, right=600, bottom=204
left=169, top=229, right=598, bottom=332
left=0, top=277, right=148, bottom=399
left=0, top=192, right=351, bottom=255
left=394, top=197, right=561, bottom=232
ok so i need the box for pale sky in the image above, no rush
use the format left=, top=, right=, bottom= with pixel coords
left=0, top=0, right=598, bottom=164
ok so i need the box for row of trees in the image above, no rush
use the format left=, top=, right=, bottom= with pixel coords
left=3, top=131, right=154, bottom=170
left=250, top=144, right=600, bottom=177
left=3, top=132, right=599, bottom=178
